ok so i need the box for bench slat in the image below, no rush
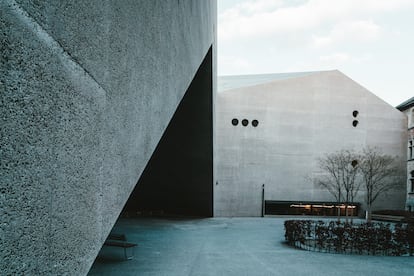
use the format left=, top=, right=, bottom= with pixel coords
left=108, top=234, right=127, bottom=241
left=104, top=241, right=137, bottom=248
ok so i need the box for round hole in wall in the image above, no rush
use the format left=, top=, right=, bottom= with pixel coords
left=351, top=160, right=358, bottom=167
left=352, top=120, right=359, bottom=127
left=231, top=118, right=239, bottom=126
left=352, top=110, right=359, bottom=117
left=242, top=119, right=249, bottom=126
left=252, top=119, right=259, bottom=127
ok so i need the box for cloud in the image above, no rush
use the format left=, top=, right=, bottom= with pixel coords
left=219, top=0, right=414, bottom=41
left=317, top=52, right=372, bottom=66
left=233, top=0, right=285, bottom=14
left=319, top=52, right=352, bottom=63
left=219, top=56, right=252, bottom=75
left=218, top=0, right=414, bottom=106
left=219, top=1, right=322, bottom=40
left=311, top=20, right=381, bottom=48
left=284, top=52, right=373, bottom=72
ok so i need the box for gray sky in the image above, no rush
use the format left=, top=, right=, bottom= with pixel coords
left=218, top=0, right=414, bottom=106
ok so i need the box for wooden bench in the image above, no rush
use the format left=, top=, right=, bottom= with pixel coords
left=103, top=233, right=137, bottom=260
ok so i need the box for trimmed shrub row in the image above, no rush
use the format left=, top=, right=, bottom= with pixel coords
left=284, top=220, right=414, bottom=256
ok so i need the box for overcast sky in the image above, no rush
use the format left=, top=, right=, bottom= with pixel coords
left=218, top=0, right=414, bottom=106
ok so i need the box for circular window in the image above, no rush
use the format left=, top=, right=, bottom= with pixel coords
left=351, top=160, right=358, bottom=167
left=252, top=120, right=259, bottom=127
left=231, top=119, right=239, bottom=126
left=352, top=110, right=359, bottom=117
left=242, top=119, right=249, bottom=126
left=352, top=120, right=359, bottom=127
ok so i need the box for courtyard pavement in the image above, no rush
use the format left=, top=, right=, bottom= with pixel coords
left=88, top=217, right=414, bottom=276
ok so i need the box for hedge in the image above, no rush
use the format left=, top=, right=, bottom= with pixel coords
left=284, top=220, right=414, bottom=256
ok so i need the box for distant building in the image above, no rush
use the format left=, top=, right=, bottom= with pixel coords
left=215, top=70, right=407, bottom=217
left=396, top=97, right=414, bottom=211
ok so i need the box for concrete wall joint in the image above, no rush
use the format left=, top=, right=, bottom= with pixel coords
left=3, top=0, right=107, bottom=101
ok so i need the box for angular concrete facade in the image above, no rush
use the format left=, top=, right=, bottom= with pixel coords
left=0, top=0, right=215, bottom=275
left=215, top=70, right=406, bottom=217
left=123, top=48, right=214, bottom=217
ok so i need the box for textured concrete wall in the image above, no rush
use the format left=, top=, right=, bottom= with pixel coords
left=0, top=0, right=215, bottom=274
left=215, top=70, right=407, bottom=216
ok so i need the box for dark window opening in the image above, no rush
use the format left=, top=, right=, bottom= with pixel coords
left=411, top=179, right=414, bottom=193
left=252, top=119, right=259, bottom=127
left=351, top=160, right=358, bottom=167
left=352, top=120, right=358, bottom=127
left=352, top=110, right=359, bottom=117
left=410, top=171, right=414, bottom=193
left=265, top=200, right=359, bottom=216
left=411, top=109, right=414, bottom=126
left=231, top=118, right=239, bottom=126
left=242, top=119, right=249, bottom=126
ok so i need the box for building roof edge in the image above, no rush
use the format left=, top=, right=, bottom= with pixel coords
left=396, top=97, right=414, bottom=111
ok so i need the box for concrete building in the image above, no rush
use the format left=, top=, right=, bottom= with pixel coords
left=1, top=0, right=215, bottom=275
left=1, top=0, right=409, bottom=273
left=215, top=70, right=407, bottom=217
left=396, top=97, right=414, bottom=211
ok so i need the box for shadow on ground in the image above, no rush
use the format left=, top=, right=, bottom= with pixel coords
left=88, top=217, right=414, bottom=276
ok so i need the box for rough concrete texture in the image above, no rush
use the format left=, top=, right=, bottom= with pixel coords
left=88, top=217, right=414, bottom=275
left=0, top=0, right=215, bottom=274
left=215, top=70, right=407, bottom=216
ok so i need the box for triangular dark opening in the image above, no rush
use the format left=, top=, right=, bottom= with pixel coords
left=122, top=46, right=213, bottom=217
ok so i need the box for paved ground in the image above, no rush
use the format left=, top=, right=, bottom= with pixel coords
left=88, top=217, right=414, bottom=276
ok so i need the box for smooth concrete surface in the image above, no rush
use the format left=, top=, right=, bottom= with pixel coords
left=89, top=217, right=414, bottom=275
left=215, top=70, right=407, bottom=216
left=1, top=0, right=215, bottom=275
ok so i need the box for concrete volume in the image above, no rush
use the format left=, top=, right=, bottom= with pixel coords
left=0, top=0, right=216, bottom=274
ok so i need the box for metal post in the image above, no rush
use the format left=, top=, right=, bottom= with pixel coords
left=261, top=184, right=265, bottom=217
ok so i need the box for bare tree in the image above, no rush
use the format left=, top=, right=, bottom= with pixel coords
left=342, top=155, right=360, bottom=220
left=359, top=147, right=404, bottom=222
left=315, top=150, right=360, bottom=220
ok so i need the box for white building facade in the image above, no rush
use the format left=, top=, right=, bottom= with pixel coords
left=397, top=97, right=414, bottom=211
left=215, top=70, right=407, bottom=217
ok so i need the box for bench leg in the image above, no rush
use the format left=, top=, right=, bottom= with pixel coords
left=124, top=247, right=134, bottom=260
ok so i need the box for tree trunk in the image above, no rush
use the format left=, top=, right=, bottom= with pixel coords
left=345, top=203, right=349, bottom=223
left=337, top=203, right=341, bottom=221
left=365, top=208, right=372, bottom=222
